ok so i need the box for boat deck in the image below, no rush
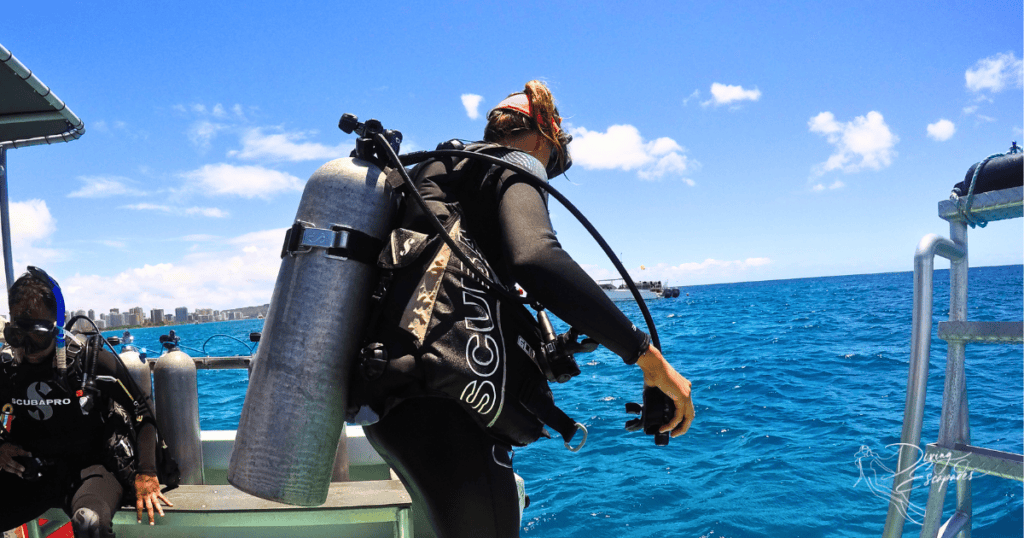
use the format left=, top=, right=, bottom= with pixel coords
left=25, top=427, right=415, bottom=538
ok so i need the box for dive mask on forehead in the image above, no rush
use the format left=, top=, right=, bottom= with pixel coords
left=492, top=93, right=573, bottom=179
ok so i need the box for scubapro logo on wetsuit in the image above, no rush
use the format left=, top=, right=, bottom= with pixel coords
left=14, top=382, right=70, bottom=420
left=12, top=397, right=72, bottom=406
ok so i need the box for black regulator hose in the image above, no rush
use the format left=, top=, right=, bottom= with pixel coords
left=64, top=315, right=157, bottom=420
left=395, top=146, right=661, bottom=350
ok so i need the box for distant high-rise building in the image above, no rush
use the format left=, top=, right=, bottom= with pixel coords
left=95, top=319, right=106, bottom=330
left=175, top=307, right=188, bottom=323
left=150, top=309, right=164, bottom=325
left=88, top=309, right=95, bottom=320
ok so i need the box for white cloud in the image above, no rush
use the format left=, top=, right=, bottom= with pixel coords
left=808, top=111, right=898, bottom=174
left=926, top=119, right=956, bottom=141
left=813, top=180, right=845, bottom=192
left=461, top=94, right=484, bottom=120
left=228, top=128, right=351, bottom=162
left=54, top=228, right=289, bottom=314
left=188, top=120, right=228, bottom=149
left=212, top=104, right=227, bottom=118
left=965, top=52, right=1023, bottom=93
left=682, top=89, right=700, bottom=106
left=68, top=176, right=144, bottom=198
left=121, top=203, right=229, bottom=218
left=703, top=83, right=762, bottom=107
left=568, top=125, right=694, bottom=180
left=183, top=164, right=304, bottom=199
left=11, top=199, right=56, bottom=246
left=8, top=199, right=61, bottom=269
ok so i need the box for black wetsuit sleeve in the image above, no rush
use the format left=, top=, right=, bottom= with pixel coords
left=497, top=177, right=651, bottom=362
left=96, top=350, right=158, bottom=476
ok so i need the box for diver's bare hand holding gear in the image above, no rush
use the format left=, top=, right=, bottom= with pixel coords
left=637, top=346, right=694, bottom=436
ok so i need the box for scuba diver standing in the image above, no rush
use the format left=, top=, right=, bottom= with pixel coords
left=0, top=267, right=174, bottom=537
left=352, top=80, right=695, bottom=537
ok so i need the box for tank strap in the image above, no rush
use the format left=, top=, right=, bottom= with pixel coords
left=280, top=220, right=384, bottom=264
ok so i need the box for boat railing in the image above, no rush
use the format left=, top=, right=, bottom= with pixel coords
left=882, top=184, right=1023, bottom=538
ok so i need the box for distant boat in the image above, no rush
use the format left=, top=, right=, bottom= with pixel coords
left=597, top=279, right=678, bottom=301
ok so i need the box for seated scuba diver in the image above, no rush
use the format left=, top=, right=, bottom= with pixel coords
left=0, top=267, right=173, bottom=537
left=356, top=80, right=695, bottom=538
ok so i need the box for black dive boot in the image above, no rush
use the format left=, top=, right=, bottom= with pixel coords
left=71, top=508, right=115, bottom=538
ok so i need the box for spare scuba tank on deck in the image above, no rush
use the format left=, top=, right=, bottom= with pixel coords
left=228, top=118, right=399, bottom=506
left=154, top=345, right=204, bottom=485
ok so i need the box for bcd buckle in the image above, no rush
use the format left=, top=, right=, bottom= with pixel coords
left=358, top=342, right=389, bottom=381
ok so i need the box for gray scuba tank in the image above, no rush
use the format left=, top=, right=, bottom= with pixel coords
left=228, top=157, right=395, bottom=506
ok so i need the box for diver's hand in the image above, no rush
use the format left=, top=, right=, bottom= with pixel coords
left=636, top=346, right=694, bottom=437
left=135, top=473, right=172, bottom=525
left=0, top=442, right=29, bottom=477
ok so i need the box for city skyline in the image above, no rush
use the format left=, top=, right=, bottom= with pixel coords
left=61, top=304, right=268, bottom=329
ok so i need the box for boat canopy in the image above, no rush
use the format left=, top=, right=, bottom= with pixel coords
left=0, top=42, right=85, bottom=148
left=0, top=42, right=86, bottom=288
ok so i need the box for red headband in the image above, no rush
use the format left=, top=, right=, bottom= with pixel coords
left=492, top=93, right=561, bottom=134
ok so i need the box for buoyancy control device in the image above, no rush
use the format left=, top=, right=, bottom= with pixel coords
left=228, top=114, right=676, bottom=507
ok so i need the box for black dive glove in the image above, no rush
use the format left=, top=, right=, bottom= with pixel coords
left=625, top=386, right=676, bottom=446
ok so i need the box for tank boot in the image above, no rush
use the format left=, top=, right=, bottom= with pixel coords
left=71, top=508, right=115, bottom=538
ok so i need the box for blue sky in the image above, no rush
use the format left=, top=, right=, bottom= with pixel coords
left=1, top=1, right=1021, bottom=314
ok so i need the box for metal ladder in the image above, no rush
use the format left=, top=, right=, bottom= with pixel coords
left=882, top=185, right=1024, bottom=538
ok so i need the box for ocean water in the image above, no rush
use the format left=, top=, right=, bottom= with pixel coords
left=106, top=265, right=1023, bottom=538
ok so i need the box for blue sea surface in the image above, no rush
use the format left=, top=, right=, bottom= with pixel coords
left=107, top=265, right=1023, bottom=538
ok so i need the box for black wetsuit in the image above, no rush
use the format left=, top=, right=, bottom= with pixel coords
left=365, top=149, right=649, bottom=538
left=0, top=342, right=157, bottom=534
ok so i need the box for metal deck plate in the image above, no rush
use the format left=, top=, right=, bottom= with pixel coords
left=924, top=443, right=1024, bottom=482
left=939, top=186, right=1023, bottom=223
left=938, top=321, right=1024, bottom=343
